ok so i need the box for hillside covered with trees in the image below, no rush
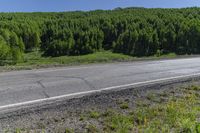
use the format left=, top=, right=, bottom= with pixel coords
left=0, top=7, right=200, bottom=63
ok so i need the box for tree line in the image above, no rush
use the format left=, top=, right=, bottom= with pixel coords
left=0, top=7, right=200, bottom=63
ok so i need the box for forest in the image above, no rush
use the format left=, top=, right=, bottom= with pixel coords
left=0, top=7, right=200, bottom=63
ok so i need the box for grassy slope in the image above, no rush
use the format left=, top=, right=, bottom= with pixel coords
left=77, top=86, right=200, bottom=133
left=0, top=51, right=176, bottom=71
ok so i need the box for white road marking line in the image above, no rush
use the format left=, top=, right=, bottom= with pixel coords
left=0, top=73, right=200, bottom=110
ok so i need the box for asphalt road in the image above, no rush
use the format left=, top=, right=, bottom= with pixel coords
left=0, top=57, right=200, bottom=107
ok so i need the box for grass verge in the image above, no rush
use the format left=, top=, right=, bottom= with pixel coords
left=80, top=85, right=200, bottom=133
left=0, top=51, right=178, bottom=72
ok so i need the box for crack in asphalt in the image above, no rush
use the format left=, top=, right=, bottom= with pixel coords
left=0, top=88, right=10, bottom=94
left=34, top=73, right=96, bottom=98
left=56, top=76, right=96, bottom=90
left=36, top=80, right=50, bottom=98
left=32, top=73, right=96, bottom=90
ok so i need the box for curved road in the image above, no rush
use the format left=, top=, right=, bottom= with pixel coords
left=0, top=57, right=200, bottom=107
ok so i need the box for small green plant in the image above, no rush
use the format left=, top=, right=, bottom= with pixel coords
left=102, top=109, right=114, bottom=117
left=107, top=114, right=133, bottom=132
left=195, top=123, right=200, bottom=133
left=146, top=93, right=162, bottom=103
left=4, top=129, right=10, bottom=133
left=87, top=124, right=99, bottom=133
left=190, top=85, right=200, bottom=91
left=41, top=129, right=46, bottom=133
left=119, top=102, right=129, bottom=109
left=65, top=128, right=74, bottom=133
left=89, top=111, right=100, bottom=119
left=15, top=128, right=21, bottom=133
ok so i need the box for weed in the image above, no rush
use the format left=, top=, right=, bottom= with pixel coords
left=89, top=111, right=100, bottom=119
left=190, top=85, right=200, bottom=91
left=106, top=114, right=133, bottom=132
left=15, top=129, right=21, bottom=133
left=86, top=124, right=99, bottom=133
left=119, top=102, right=129, bottom=109
left=65, top=128, right=74, bottom=133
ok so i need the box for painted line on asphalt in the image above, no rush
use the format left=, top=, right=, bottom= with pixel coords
left=0, top=73, right=200, bottom=110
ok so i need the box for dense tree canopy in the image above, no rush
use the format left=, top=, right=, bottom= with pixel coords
left=0, top=7, right=200, bottom=62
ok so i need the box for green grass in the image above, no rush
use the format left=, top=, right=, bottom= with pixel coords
left=83, top=86, right=200, bottom=133
left=89, top=111, right=101, bottom=119
left=0, top=51, right=179, bottom=71
left=119, top=102, right=129, bottom=110
left=21, top=51, right=177, bottom=66
left=0, top=51, right=134, bottom=71
left=22, top=51, right=134, bottom=65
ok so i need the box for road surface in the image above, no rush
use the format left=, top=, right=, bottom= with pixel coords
left=0, top=57, right=200, bottom=108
